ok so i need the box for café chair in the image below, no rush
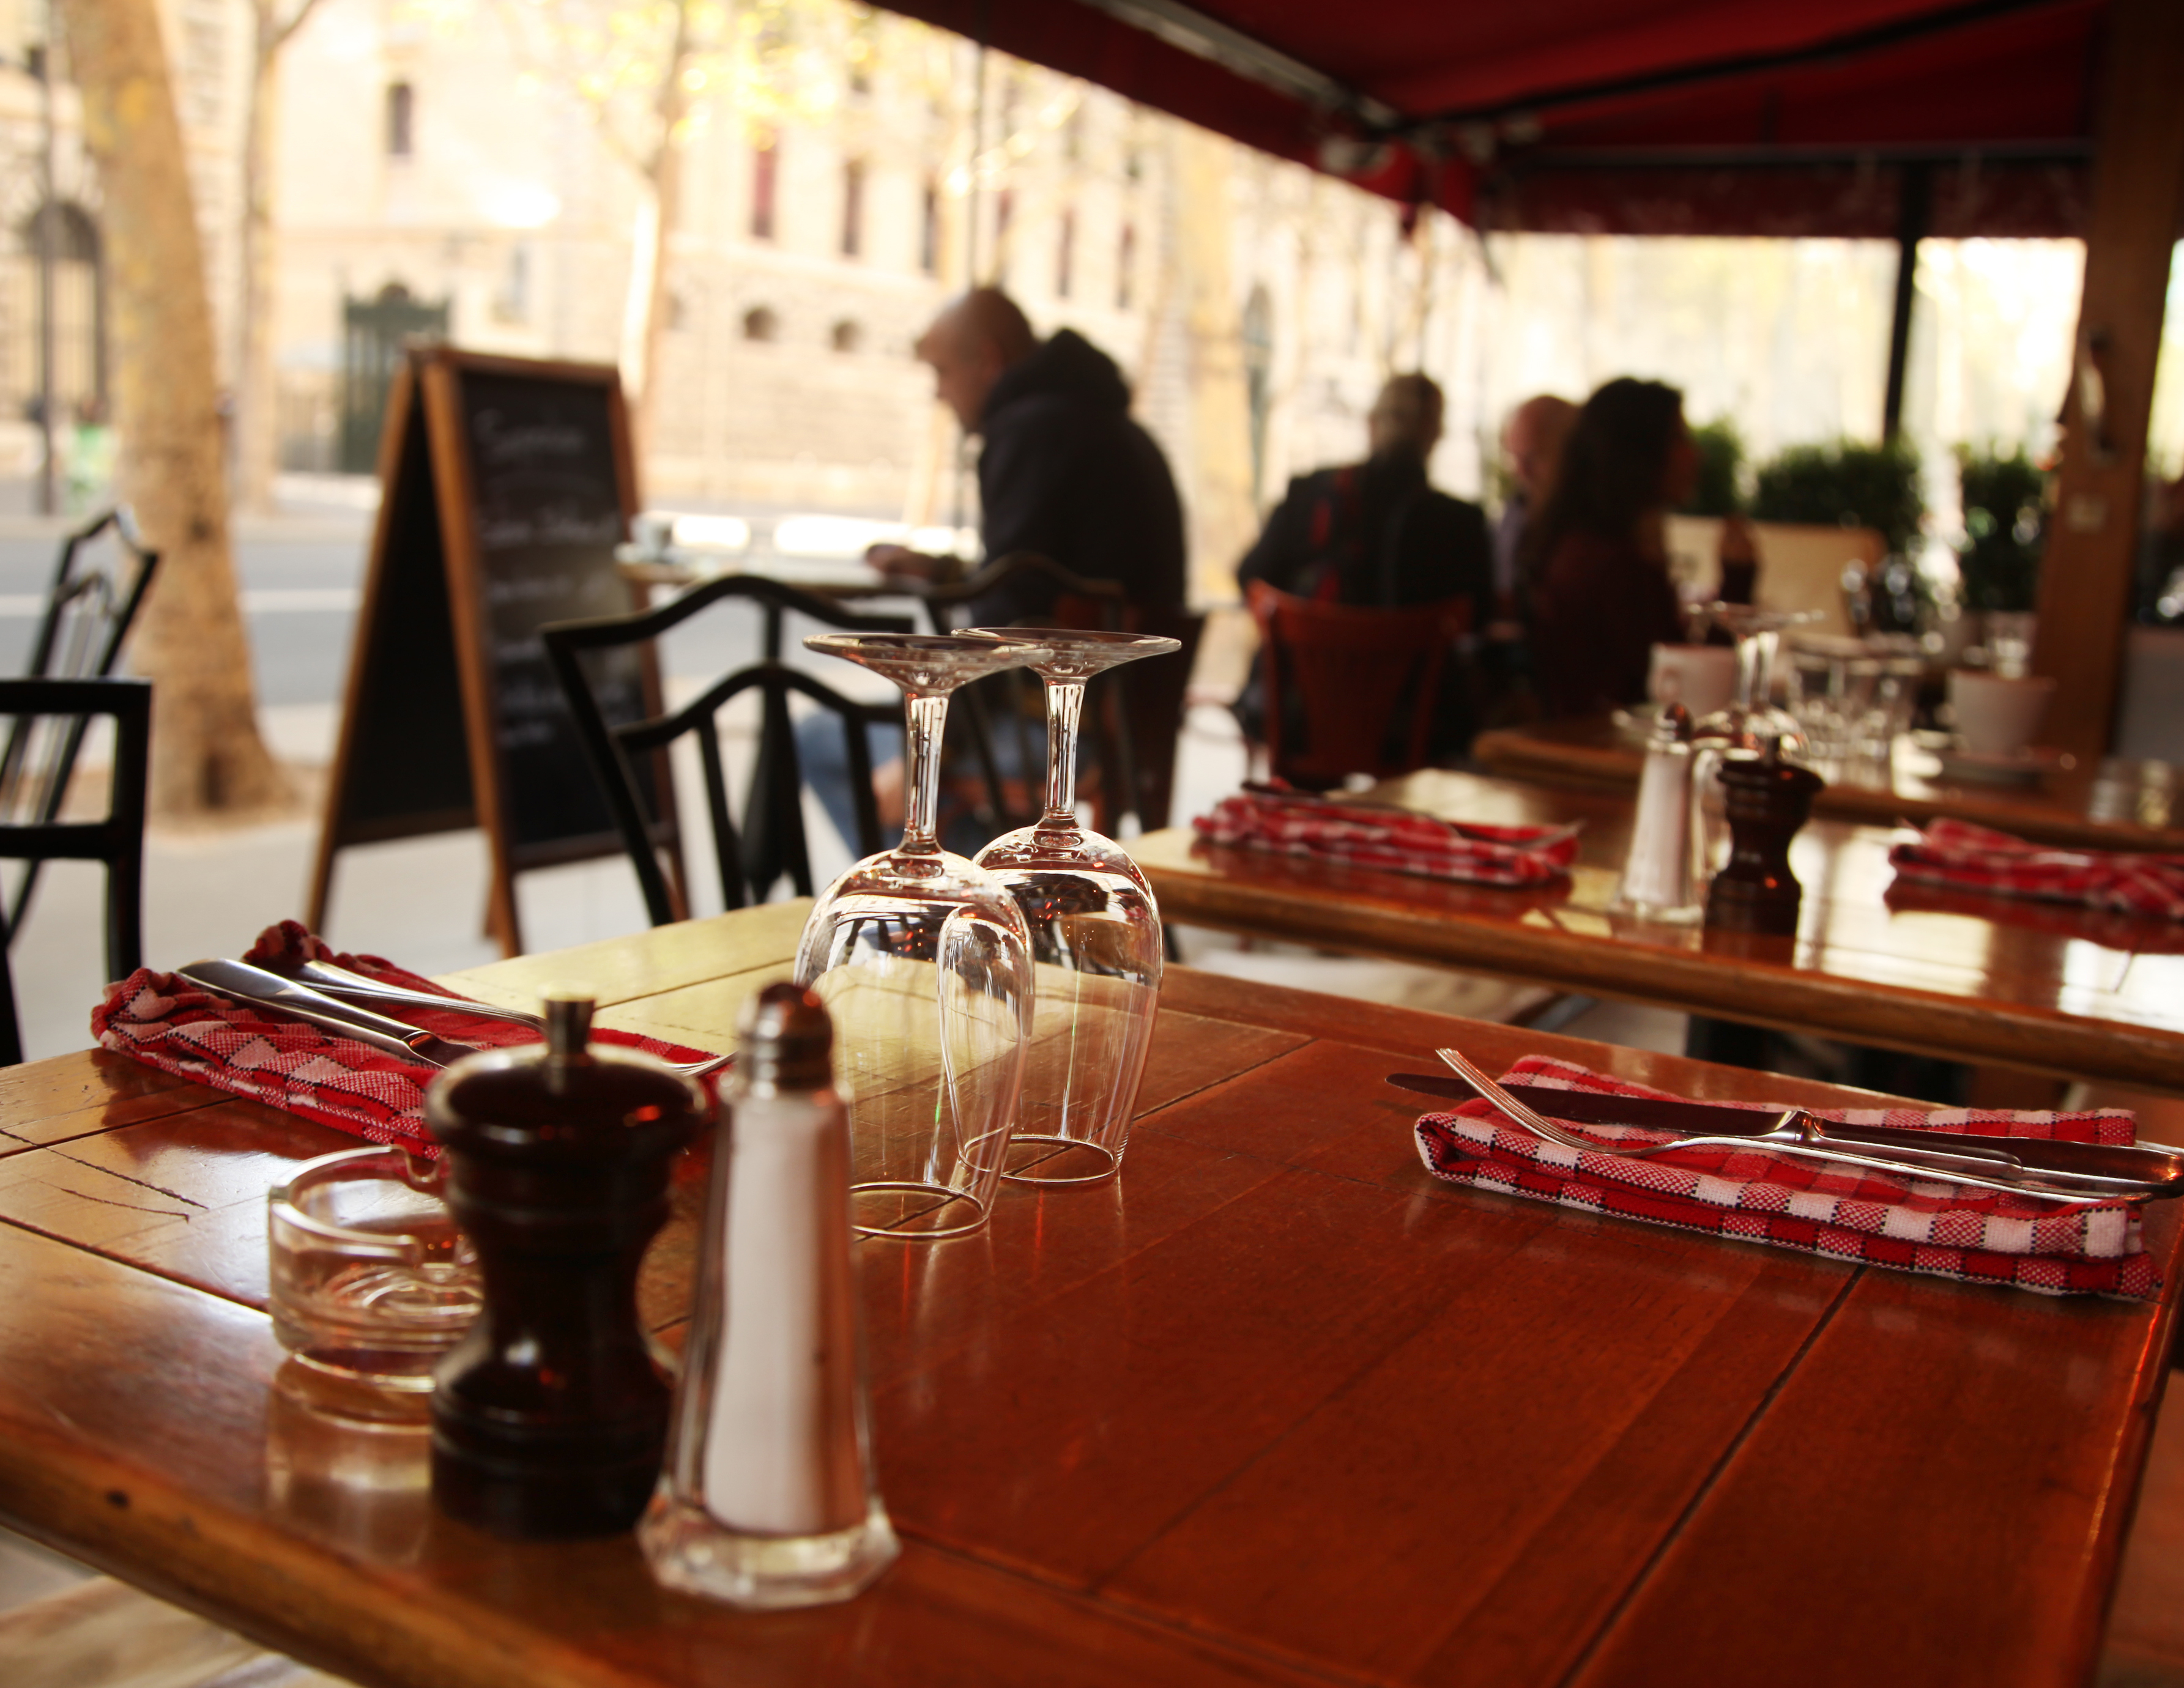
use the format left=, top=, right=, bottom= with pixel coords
left=907, top=552, right=1181, bottom=837
left=0, top=676, right=152, bottom=1065
left=2, top=506, right=159, bottom=944
left=543, top=575, right=912, bottom=924
left=1245, top=580, right=1472, bottom=790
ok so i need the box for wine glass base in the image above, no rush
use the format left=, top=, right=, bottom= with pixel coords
left=1001, top=1136, right=1121, bottom=1186
left=850, top=1182, right=990, bottom=1241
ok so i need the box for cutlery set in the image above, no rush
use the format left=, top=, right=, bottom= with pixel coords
left=175, top=958, right=736, bottom=1080
left=1399, top=1048, right=2184, bottom=1204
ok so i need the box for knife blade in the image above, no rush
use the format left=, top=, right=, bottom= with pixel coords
left=1386, top=1072, right=2184, bottom=1194
left=178, top=958, right=483, bottom=1069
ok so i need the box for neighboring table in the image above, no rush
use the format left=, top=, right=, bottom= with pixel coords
left=1133, top=769, right=2184, bottom=1097
left=2, top=903, right=2178, bottom=1685
left=1474, top=716, right=2184, bottom=854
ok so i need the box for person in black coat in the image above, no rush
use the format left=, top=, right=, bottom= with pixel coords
left=870, top=289, right=1185, bottom=624
left=1233, top=373, right=1491, bottom=757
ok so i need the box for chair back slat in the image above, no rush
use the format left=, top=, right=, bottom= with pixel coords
left=1247, top=581, right=1471, bottom=789
left=543, top=575, right=913, bottom=925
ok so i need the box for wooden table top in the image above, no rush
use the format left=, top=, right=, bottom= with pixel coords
left=2, top=903, right=2179, bottom=1687
left=1133, top=769, right=2184, bottom=1096
left=1473, top=716, right=2184, bottom=854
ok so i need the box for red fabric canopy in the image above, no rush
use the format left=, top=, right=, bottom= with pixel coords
left=877, top=0, right=2106, bottom=237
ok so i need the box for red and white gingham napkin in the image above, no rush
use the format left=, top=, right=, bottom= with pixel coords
left=1888, top=818, right=2184, bottom=920
left=1193, top=783, right=1580, bottom=886
left=91, top=920, right=722, bottom=1155
left=1414, top=1056, right=2159, bottom=1299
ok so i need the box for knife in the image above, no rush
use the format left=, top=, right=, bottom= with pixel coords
left=1386, top=1072, right=2184, bottom=1196
left=177, top=958, right=483, bottom=1069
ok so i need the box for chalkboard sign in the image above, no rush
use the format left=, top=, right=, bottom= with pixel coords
left=308, top=347, right=675, bottom=955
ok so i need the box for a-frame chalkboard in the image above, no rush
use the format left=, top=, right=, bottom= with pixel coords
left=308, top=347, right=675, bottom=955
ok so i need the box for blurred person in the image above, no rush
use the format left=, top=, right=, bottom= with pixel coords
left=1492, top=394, right=1578, bottom=613
left=1232, top=372, right=1491, bottom=758
left=867, top=287, right=1185, bottom=624
left=1522, top=377, right=1695, bottom=719
left=807, top=288, right=1186, bottom=855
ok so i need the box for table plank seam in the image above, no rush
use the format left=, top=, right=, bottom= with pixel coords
left=1551, top=1266, right=1866, bottom=1688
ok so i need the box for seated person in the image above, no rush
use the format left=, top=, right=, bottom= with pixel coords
left=1523, top=377, right=1694, bottom=720
left=1233, top=372, right=1490, bottom=758
left=804, top=289, right=1186, bottom=857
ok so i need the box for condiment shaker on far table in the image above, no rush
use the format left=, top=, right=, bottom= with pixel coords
left=640, top=982, right=898, bottom=1608
left=425, top=988, right=707, bottom=1539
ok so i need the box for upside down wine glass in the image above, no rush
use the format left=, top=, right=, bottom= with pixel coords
left=794, top=634, right=1046, bottom=1240
left=971, top=629, right=1181, bottom=1186
left=1690, top=602, right=1821, bottom=879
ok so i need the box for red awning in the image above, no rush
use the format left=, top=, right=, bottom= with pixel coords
left=875, top=0, right=2105, bottom=238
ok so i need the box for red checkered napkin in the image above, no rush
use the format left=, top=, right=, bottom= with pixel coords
left=1414, top=1056, right=2158, bottom=1299
left=1192, top=782, right=1580, bottom=886
left=1888, top=818, right=2184, bottom=920
left=92, top=920, right=722, bottom=1155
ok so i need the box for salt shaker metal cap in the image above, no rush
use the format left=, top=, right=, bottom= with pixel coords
left=639, top=982, right=899, bottom=1608
left=426, top=987, right=709, bottom=1539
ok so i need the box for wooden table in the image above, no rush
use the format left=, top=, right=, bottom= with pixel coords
left=1474, top=716, right=2184, bottom=854
left=2, top=903, right=2179, bottom=1686
left=1134, top=769, right=2184, bottom=1097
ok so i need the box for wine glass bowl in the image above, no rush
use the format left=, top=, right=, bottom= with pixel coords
left=969, top=628, right=1181, bottom=1186
left=795, top=634, right=1049, bottom=1240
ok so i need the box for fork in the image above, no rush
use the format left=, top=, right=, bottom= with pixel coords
left=1433, top=1046, right=2108, bottom=1206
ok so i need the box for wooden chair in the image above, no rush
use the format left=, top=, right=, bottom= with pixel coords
left=0, top=677, right=152, bottom=1065
left=2, top=507, right=158, bottom=942
left=908, top=552, right=1180, bottom=837
left=1245, top=580, right=1471, bottom=790
left=541, top=576, right=912, bottom=925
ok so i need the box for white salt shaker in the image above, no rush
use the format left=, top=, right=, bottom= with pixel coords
left=639, top=983, right=897, bottom=1608
left=1611, top=703, right=1704, bottom=923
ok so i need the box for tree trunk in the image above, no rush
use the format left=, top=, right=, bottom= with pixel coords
left=62, top=0, right=288, bottom=816
left=232, top=4, right=281, bottom=514
left=1171, top=125, right=1258, bottom=609
left=626, top=0, right=692, bottom=465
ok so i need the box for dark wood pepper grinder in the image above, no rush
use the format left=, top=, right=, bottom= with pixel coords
left=1703, top=741, right=1827, bottom=938
left=425, top=988, right=710, bottom=1538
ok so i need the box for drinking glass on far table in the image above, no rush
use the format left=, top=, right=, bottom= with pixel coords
left=970, top=627, right=1181, bottom=1185
left=795, top=633, right=1044, bottom=1240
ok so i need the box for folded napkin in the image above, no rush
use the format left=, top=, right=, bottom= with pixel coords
left=1193, top=783, right=1579, bottom=886
left=1888, top=818, right=2184, bottom=921
left=92, top=920, right=720, bottom=1155
left=1414, top=1056, right=2158, bottom=1299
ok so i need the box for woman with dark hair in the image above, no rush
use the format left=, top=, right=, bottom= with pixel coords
left=1521, top=377, right=1696, bottom=719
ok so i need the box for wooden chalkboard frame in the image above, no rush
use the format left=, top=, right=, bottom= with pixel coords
left=307, top=346, right=678, bottom=956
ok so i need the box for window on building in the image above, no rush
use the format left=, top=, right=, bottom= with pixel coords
left=667, top=291, right=690, bottom=332
left=386, top=82, right=414, bottom=158
left=919, top=182, right=939, bottom=275
left=1055, top=210, right=1074, bottom=300
left=830, top=319, right=862, bottom=354
left=742, top=306, right=779, bottom=342
left=492, top=244, right=529, bottom=323
left=750, top=133, right=778, bottom=241
left=841, top=158, right=865, bottom=259
left=1116, top=223, right=1135, bottom=310
left=994, top=188, right=1013, bottom=261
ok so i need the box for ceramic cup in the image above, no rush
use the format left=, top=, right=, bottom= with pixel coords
left=1647, top=643, right=1737, bottom=718
left=1948, top=669, right=2057, bottom=758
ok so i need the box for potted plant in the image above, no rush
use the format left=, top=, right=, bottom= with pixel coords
left=1751, top=437, right=1927, bottom=634
left=1955, top=445, right=2046, bottom=615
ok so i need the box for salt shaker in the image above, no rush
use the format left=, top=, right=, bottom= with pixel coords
left=425, top=989, right=707, bottom=1539
left=639, top=982, right=897, bottom=1609
left=1611, top=703, right=1702, bottom=922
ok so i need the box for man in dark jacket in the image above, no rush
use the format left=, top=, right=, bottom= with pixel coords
left=870, top=289, right=1186, bottom=623
left=1233, top=372, right=1490, bottom=757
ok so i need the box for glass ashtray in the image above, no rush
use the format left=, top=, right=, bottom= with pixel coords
left=268, top=1145, right=481, bottom=1393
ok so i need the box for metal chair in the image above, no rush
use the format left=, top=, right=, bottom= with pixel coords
left=1246, top=580, right=1472, bottom=790
left=2, top=508, right=158, bottom=942
left=0, top=677, right=152, bottom=1065
left=542, top=575, right=913, bottom=925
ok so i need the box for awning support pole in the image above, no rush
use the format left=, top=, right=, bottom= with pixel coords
left=1882, top=163, right=1930, bottom=442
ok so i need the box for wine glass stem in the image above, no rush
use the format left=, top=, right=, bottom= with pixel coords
left=900, top=689, right=949, bottom=856
left=1042, top=676, right=1085, bottom=823
left=1733, top=629, right=1777, bottom=713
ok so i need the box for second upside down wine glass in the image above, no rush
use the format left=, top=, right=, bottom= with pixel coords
left=795, top=634, right=1046, bottom=1240
left=971, top=628, right=1181, bottom=1186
